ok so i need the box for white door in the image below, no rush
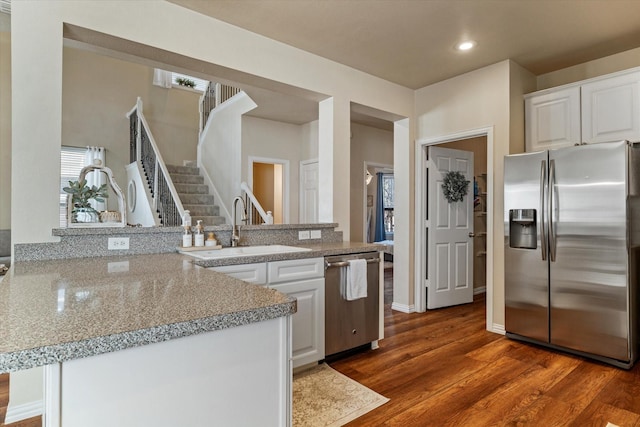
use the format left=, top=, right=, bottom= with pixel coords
left=426, top=146, right=474, bottom=309
left=299, top=160, right=318, bottom=223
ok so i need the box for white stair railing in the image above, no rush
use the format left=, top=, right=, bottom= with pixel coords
left=127, top=97, right=185, bottom=226
left=240, top=182, right=273, bottom=225
left=199, top=82, right=243, bottom=134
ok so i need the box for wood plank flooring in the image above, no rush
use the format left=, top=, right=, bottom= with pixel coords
left=330, top=272, right=640, bottom=426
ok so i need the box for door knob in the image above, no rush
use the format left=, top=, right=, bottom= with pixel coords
left=469, top=232, right=475, bottom=237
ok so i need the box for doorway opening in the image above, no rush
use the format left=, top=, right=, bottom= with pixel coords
left=415, top=127, right=494, bottom=331
left=249, top=157, right=289, bottom=224
left=437, top=136, right=488, bottom=297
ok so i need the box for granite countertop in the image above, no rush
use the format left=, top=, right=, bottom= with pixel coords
left=0, top=253, right=296, bottom=373
left=193, top=241, right=383, bottom=268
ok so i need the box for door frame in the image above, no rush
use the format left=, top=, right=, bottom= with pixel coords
left=362, top=161, right=393, bottom=243
left=248, top=156, right=290, bottom=224
left=414, top=127, right=495, bottom=332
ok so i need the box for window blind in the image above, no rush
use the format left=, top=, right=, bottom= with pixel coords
left=59, top=147, right=86, bottom=227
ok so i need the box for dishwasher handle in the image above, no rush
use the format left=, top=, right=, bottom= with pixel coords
left=325, top=258, right=380, bottom=269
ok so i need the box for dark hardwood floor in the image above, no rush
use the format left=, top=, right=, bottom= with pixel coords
left=330, top=270, right=640, bottom=426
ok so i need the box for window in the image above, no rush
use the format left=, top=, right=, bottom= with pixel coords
left=171, top=72, right=208, bottom=92
left=382, top=173, right=394, bottom=239
left=153, top=69, right=208, bottom=92
left=60, top=147, right=85, bottom=227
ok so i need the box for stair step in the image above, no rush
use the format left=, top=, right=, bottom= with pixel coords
left=175, top=183, right=209, bottom=194
left=170, top=173, right=204, bottom=185
left=183, top=204, right=219, bottom=216
left=179, top=194, right=215, bottom=205
left=196, top=216, right=227, bottom=226
left=166, top=164, right=200, bottom=175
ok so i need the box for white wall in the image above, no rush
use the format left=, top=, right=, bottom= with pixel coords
left=0, top=15, right=10, bottom=231
left=242, top=116, right=303, bottom=224
left=349, top=123, right=393, bottom=243
left=536, top=46, right=640, bottom=90
left=9, top=0, right=413, bottom=413
left=199, top=92, right=257, bottom=222
left=300, top=120, right=319, bottom=161
left=11, top=0, right=413, bottom=245
left=62, top=46, right=201, bottom=194
left=414, top=60, right=534, bottom=328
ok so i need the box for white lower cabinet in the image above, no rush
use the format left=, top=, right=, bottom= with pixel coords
left=271, top=277, right=325, bottom=368
left=208, top=262, right=267, bottom=285
left=210, top=257, right=325, bottom=369
left=269, top=258, right=325, bottom=369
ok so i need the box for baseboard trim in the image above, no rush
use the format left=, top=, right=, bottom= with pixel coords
left=490, top=323, right=506, bottom=335
left=391, top=302, right=415, bottom=313
left=4, top=400, right=43, bottom=424
left=473, top=286, right=486, bottom=295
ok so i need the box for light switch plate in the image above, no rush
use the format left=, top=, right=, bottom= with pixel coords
left=298, top=230, right=310, bottom=240
left=310, top=230, right=321, bottom=239
left=108, top=237, right=130, bottom=250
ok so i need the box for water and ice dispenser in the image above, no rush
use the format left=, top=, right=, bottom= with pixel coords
left=509, top=209, right=537, bottom=249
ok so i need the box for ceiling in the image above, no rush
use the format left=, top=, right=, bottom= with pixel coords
left=168, top=0, right=640, bottom=90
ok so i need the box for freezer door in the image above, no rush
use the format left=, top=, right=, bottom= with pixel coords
left=504, top=150, right=549, bottom=342
left=549, top=141, right=629, bottom=361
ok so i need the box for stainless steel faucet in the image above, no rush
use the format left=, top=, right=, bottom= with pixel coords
left=231, top=196, right=247, bottom=247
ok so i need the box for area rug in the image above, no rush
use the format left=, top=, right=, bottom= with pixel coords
left=293, top=363, right=389, bottom=427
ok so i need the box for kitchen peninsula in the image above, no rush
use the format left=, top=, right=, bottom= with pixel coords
left=0, top=253, right=296, bottom=427
left=1, top=222, right=383, bottom=427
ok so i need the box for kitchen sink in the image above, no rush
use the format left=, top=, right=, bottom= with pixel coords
left=179, top=245, right=312, bottom=260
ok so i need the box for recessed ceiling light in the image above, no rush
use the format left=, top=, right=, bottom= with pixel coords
left=456, top=41, right=476, bottom=51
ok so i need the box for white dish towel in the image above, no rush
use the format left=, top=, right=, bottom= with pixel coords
left=346, top=259, right=368, bottom=301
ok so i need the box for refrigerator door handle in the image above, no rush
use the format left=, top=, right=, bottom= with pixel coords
left=548, top=159, right=557, bottom=262
left=540, top=160, right=547, bottom=261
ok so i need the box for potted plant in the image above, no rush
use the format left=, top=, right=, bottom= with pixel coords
left=175, top=77, right=196, bottom=89
left=63, top=179, right=109, bottom=223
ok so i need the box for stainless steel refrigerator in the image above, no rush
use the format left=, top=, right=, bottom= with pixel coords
left=504, top=140, right=640, bottom=368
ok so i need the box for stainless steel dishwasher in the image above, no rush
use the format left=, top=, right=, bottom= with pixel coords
left=324, top=252, right=380, bottom=357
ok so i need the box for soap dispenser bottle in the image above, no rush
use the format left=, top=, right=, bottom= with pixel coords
left=194, top=220, right=205, bottom=247
left=182, top=225, right=193, bottom=248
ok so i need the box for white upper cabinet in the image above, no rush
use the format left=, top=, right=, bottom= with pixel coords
left=525, top=68, right=640, bottom=152
left=525, top=86, right=581, bottom=152
left=581, top=71, right=640, bottom=144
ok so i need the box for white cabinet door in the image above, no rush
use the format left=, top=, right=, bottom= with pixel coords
left=271, top=278, right=325, bottom=368
left=581, top=71, right=640, bottom=144
left=525, top=86, right=581, bottom=152
left=209, top=263, right=267, bottom=285
left=268, top=257, right=324, bottom=284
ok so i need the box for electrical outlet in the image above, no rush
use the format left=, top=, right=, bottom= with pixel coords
left=107, top=261, right=130, bottom=273
left=298, top=230, right=310, bottom=240
left=310, top=230, right=322, bottom=239
left=108, top=237, right=130, bottom=250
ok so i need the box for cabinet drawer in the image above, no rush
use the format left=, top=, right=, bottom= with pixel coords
left=268, top=257, right=324, bottom=284
left=208, top=263, right=267, bottom=285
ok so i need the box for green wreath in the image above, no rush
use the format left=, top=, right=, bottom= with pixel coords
left=441, top=171, right=470, bottom=203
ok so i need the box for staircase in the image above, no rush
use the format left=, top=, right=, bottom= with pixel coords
left=166, top=164, right=225, bottom=226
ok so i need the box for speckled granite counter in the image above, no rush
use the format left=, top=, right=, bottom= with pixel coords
left=0, top=253, right=296, bottom=373
left=192, top=241, right=382, bottom=268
